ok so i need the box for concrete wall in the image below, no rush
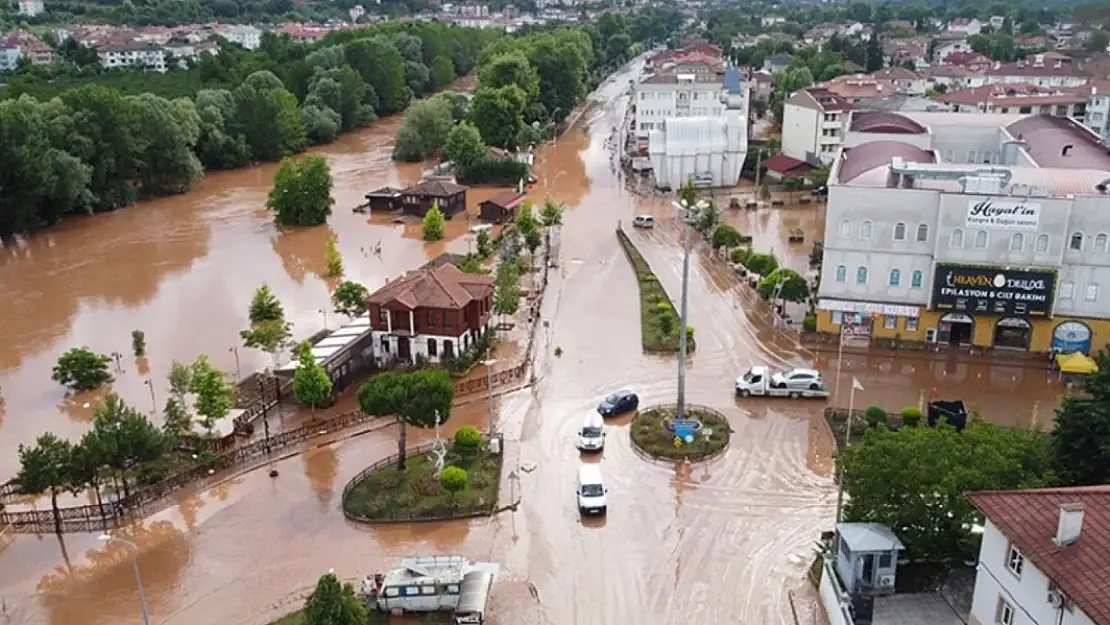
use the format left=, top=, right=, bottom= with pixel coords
left=819, top=558, right=855, bottom=625
left=843, top=130, right=932, bottom=149
left=782, top=102, right=819, bottom=161
left=969, top=520, right=1097, bottom=625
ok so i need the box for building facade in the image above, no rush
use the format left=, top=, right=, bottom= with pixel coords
left=782, top=87, right=853, bottom=165
left=817, top=111, right=1110, bottom=354
left=633, top=64, right=726, bottom=137
left=97, top=42, right=168, bottom=72
left=967, top=488, right=1108, bottom=625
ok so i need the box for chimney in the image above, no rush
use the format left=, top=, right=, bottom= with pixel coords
left=1055, top=504, right=1085, bottom=546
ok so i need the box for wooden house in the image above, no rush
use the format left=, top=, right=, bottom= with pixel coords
left=479, top=190, right=526, bottom=223
left=365, top=186, right=403, bottom=212
left=400, top=180, right=468, bottom=218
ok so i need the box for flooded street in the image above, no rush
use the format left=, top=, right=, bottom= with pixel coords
left=0, top=62, right=1072, bottom=625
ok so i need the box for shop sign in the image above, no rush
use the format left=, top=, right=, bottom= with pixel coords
left=689, top=171, right=714, bottom=187
left=819, top=299, right=920, bottom=318
left=1052, top=321, right=1092, bottom=354
left=932, top=264, right=1056, bottom=317
left=840, top=316, right=873, bottom=348
left=965, top=199, right=1040, bottom=230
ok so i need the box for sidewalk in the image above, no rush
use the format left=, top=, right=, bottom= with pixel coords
left=802, top=337, right=1054, bottom=371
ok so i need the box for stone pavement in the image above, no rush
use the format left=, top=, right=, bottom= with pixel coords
left=873, top=594, right=966, bottom=625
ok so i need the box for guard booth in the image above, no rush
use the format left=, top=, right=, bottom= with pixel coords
left=834, top=522, right=905, bottom=596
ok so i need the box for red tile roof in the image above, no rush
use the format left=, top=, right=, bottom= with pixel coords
left=763, top=154, right=812, bottom=174
left=969, top=487, right=1110, bottom=625
left=368, top=263, right=494, bottom=310
left=935, top=84, right=1087, bottom=107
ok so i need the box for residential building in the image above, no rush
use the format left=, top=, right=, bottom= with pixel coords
left=919, top=64, right=974, bottom=92
left=817, top=111, right=1110, bottom=353
left=97, top=41, right=168, bottom=72
left=762, top=52, right=792, bottom=73
left=645, top=67, right=749, bottom=189
left=967, top=56, right=1087, bottom=89
left=0, top=45, right=20, bottom=72
left=366, top=263, right=495, bottom=365
left=871, top=67, right=928, bottom=95
left=883, top=37, right=928, bottom=68
left=215, top=24, right=263, bottom=50
left=947, top=18, right=984, bottom=36
left=1083, top=80, right=1110, bottom=142
left=478, top=190, right=525, bottom=223
left=821, top=74, right=900, bottom=103
left=0, top=31, right=54, bottom=70
left=935, top=85, right=1088, bottom=119
left=935, top=35, right=973, bottom=63
left=17, top=0, right=43, bottom=16
left=399, top=180, right=468, bottom=218
left=634, top=64, right=726, bottom=137
left=967, top=487, right=1110, bottom=625
left=163, top=39, right=218, bottom=66
left=945, top=51, right=996, bottom=73
left=781, top=87, right=853, bottom=165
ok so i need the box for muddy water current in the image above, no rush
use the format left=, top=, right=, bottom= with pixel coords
left=0, top=62, right=1070, bottom=625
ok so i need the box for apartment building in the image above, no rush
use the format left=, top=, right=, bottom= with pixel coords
left=781, top=87, right=853, bottom=165
left=97, top=41, right=169, bottom=72
left=633, top=62, right=726, bottom=137
left=214, top=24, right=263, bottom=50
left=936, top=85, right=1089, bottom=119
left=17, top=0, right=43, bottom=16
left=966, top=56, right=1087, bottom=89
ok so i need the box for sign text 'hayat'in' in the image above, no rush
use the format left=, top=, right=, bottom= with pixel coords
left=965, top=199, right=1040, bottom=230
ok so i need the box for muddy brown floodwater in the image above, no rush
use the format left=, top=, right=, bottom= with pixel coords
left=0, top=61, right=1071, bottom=625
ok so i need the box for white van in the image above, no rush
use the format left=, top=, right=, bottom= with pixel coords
left=632, top=215, right=655, bottom=228
left=576, top=465, right=608, bottom=515
left=577, top=413, right=605, bottom=452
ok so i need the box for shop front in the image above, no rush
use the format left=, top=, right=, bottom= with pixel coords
left=992, top=317, right=1033, bottom=350
left=928, top=263, right=1056, bottom=351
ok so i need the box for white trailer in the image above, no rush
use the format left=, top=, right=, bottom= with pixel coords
left=735, top=366, right=830, bottom=399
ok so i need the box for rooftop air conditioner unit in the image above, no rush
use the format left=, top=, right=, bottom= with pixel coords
left=879, top=575, right=895, bottom=587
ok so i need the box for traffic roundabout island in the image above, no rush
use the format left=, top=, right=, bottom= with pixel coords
left=629, top=404, right=732, bottom=462
left=341, top=428, right=504, bottom=523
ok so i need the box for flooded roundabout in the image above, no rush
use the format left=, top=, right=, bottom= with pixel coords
left=0, top=63, right=1074, bottom=625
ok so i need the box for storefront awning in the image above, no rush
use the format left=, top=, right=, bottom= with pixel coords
left=1056, top=352, right=1099, bottom=375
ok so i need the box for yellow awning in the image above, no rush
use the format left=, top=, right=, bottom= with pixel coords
left=1056, top=352, right=1099, bottom=374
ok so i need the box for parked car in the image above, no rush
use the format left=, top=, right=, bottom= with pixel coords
left=632, top=215, right=655, bottom=228
left=597, top=389, right=639, bottom=416
left=770, top=368, right=825, bottom=391
left=577, top=412, right=606, bottom=452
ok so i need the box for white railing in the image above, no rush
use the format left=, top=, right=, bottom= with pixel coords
left=818, top=558, right=855, bottom=625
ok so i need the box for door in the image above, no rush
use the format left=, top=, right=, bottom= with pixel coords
left=397, top=336, right=411, bottom=359
left=861, top=554, right=875, bottom=587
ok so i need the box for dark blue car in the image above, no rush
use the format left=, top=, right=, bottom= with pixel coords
left=597, top=389, right=639, bottom=416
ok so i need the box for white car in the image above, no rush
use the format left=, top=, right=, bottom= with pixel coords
left=632, top=215, right=655, bottom=228
left=770, top=368, right=825, bottom=391
left=577, top=412, right=605, bottom=452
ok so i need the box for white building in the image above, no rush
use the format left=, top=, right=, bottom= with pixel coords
left=0, top=45, right=21, bottom=72
left=97, top=42, right=168, bottom=72
left=967, top=487, right=1109, bottom=625
left=966, top=56, right=1088, bottom=89
left=634, top=63, right=726, bottom=137
left=215, top=25, right=262, bottom=50
left=17, top=0, right=44, bottom=16
left=946, top=17, right=983, bottom=36
left=815, top=110, right=1110, bottom=352
left=1084, top=83, right=1110, bottom=142
left=643, top=68, right=749, bottom=189
left=782, top=86, right=853, bottom=165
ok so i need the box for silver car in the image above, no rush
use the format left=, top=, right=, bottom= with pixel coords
left=769, top=368, right=825, bottom=391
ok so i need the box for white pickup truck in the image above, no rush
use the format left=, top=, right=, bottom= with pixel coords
left=735, top=366, right=830, bottom=399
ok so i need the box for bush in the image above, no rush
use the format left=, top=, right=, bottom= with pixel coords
left=744, top=252, right=778, bottom=275
left=865, top=406, right=888, bottom=427
left=659, top=312, right=675, bottom=335
left=803, top=314, right=817, bottom=332
left=901, top=407, right=923, bottom=427
left=457, top=158, right=530, bottom=185
left=439, top=466, right=469, bottom=495
left=730, top=247, right=749, bottom=264
left=685, top=326, right=695, bottom=342
left=453, top=425, right=483, bottom=455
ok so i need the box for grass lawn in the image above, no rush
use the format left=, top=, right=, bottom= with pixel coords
left=343, top=447, right=503, bottom=521
left=630, top=405, right=730, bottom=461
left=616, top=230, right=696, bottom=354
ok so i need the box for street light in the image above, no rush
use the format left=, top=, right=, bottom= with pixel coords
left=318, top=309, right=329, bottom=330
left=670, top=196, right=709, bottom=421
left=143, top=379, right=156, bottom=414
left=482, top=359, right=498, bottom=436
left=98, top=534, right=150, bottom=625
left=228, top=346, right=241, bottom=379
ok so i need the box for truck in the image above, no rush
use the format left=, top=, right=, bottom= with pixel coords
left=734, top=366, right=830, bottom=399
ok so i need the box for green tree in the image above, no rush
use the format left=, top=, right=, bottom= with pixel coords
left=540, top=199, right=564, bottom=227
left=324, top=234, right=344, bottom=277
left=431, top=54, right=457, bottom=88
left=332, top=281, right=370, bottom=317
left=52, top=347, right=114, bottom=392
left=303, top=572, right=368, bottom=625
left=267, top=154, right=334, bottom=227
left=357, top=369, right=455, bottom=469
left=195, top=89, right=251, bottom=171
left=292, top=341, right=333, bottom=413
left=453, top=424, right=482, bottom=455
left=305, top=66, right=375, bottom=132
left=188, top=356, right=236, bottom=434
left=128, top=93, right=203, bottom=196
left=131, top=330, right=147, bottom=357
left=493, top=260, right=522, bottom=319
left=422, top=203, right=446, bottom=241
left=524, top=228, right=543, bottom=264
left=344, top=38, right=410, bottom=115
left=839, top=419, right=1051, bottom=561
left=89, top=393, right=167, bottom=500
left=469, top=85, right=526, bottom=150
left=757, top=268, right=810, bottom=303
left=69, top=432, right=110, bottom=514
left=443, top=121, right=487, bottom=170
left=161, top=397, right=192, bottom=439
left=477, top=51, right=540, bottom=104
left=743, top=252, right=779, bottom=275
left=528, top=32, right=588, bottom=121
left=476, top=229, right=493, bottom=258
left=60, top=84, right=139, bottom=211
left=392, top=96, right=454, bottom=162
left=15, top=433, right=74, bottom=534
left=711, top=224, right=744, bottom=250
left=515, top=200, right=538, bottom=235
left=233, top=71, right=308, bottom=161
left=168, top=360, right=193, bottom=399
left=1052, top=352, right=1110, bottom=486
left=439, top=465, right=469, bottom=498
left=248, top=284, right=285, bottom=325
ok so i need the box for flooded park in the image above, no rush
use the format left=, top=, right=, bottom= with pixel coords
left=0, top=60, right=1074, bottom=625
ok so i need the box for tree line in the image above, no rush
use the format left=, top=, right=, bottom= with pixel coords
left=0, top=22, right=498, bottom=237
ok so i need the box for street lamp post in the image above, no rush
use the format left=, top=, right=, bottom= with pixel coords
left=143, top=379, right=156, bottom=414
left=671, top=197, right=708, bottom=421
left=482, top=359, right=498, bottom=436
left=98, top=534, right=150, bottom=625
left=834, top=378, right=864, bottom=524
left=319, top=309, right=329, bottom=330
left=228, top=346, right=241, bottom=379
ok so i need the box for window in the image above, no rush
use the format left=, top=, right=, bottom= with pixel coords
left=1070, top=232, right=1084, bottom=251
left=894, top=222, right=906, bottom=241
left=420, top=586, right=437, bottom=595
left=1007, top=545, right=1025, bottom=577
left=916, top=223, right=928, bottom=242
left=856, top=266, right=868, bottom=284
left=910, top=270, right=923, bottom=289
left=878, top=553, right=893, bottom=568
left=983, top=150, right=993, bottom=163
left=427, top=338, right=437, bottom=357
left=838, top=219, right=852, bottom=238
left=884, top=315, right=897, bottom=329
left=996, top=597, right=1015, bottom=625
left=403, top=586, right=421, bottom=596
left=1035, top=234, right=1050, bottom=253
left=944, top=149, right=953, bottom=161
left=889, top=269, right=901, bottom=286
left=905, top=317, right=919, bottom=331
left=836, top=265, right=847, bottom=283
left=1010, top=233, right=1024, bottom=251
left=445, top=584, right=461, bottom=595
left=385, top=587, right=401, bottom=597
left=1060, top=281, right=1075, bottom=299
left=860, top=220, right=873, bottom=239
left=1086, top=284, right=1099, bottom=301
left=967, top=150, right=976, bottom=162
left=380, top=336, right=390, bottom=352
left=975, top=230, right=988, bottom=249
left=950, top=228, right=964, bottom=248
left=1097, top=233, right=1109, bottom=252
left=379, top=309, right=389, bottom=324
